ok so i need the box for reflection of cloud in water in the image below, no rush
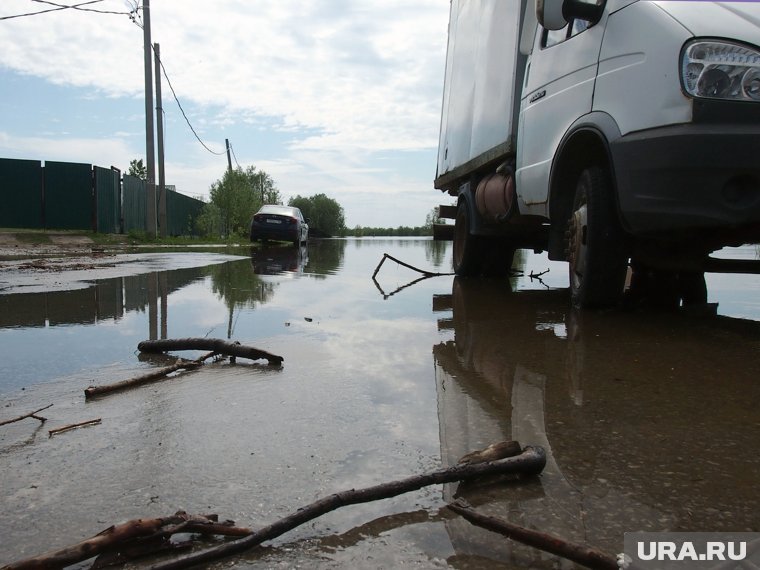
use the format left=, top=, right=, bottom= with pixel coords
left=319, top=315, right=442, bottom=449
left=324, top=316, right=431, bottom=376
left=168, top=281, right=229, bottom=330
left=100, top=311, right=142, bottom=337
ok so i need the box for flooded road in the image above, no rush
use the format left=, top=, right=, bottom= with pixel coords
left=1, top=239, right=760, bottom=568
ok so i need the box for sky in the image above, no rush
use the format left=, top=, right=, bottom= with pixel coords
left=0, top=0, right=450, bottom=228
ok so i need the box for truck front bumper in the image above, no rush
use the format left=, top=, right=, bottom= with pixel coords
left=611, top=120, right=760, bottom=244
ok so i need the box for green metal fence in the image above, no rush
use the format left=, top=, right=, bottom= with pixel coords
left=44, top=161, right=93, bottom=230
left=0, top=158, right=43, bottom=229
left=123, top=175, right=147, bottom=233
left=1, top=157, right=204, bottom=235
left=166, top=188, right=203, bottom=236
left=94, top=167, right=121, bottom=234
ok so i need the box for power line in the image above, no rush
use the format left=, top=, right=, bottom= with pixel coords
left=125, top=0, right=142, bottom=28
left=5, top=0, right=225, bottom=161
left=228, top=142, right=242, bottom=170
left=153, top=46, right=227, bottom=156
left=1, top=0, right=133, bottom=20
left=31, top=0, right=132, bottom=16
left=130, top=10, right=224, bottom=158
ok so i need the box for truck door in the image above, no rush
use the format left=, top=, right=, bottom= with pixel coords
left=516, top=17, right=606, bottom=214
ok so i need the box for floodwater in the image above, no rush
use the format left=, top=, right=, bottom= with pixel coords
left=1, top=239, right=760, bottom=569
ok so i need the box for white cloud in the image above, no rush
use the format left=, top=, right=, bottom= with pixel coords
left=0, top=0, right=450, bottom=227
left=0, top=1, right=447, bottom=151
left=0, top=131, right=134, bottom=168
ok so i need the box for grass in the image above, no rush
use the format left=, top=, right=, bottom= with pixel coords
left=13, top=233, right=52, bottom=245
left=0, top=228, right=242, bottom=248
left=121, top=230, right=244, bottom=246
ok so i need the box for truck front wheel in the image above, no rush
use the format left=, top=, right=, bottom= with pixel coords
left=567, top=166, right=628, bottom=308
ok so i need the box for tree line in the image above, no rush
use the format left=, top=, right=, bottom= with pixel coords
left=127, top=160, right=445, bottom=239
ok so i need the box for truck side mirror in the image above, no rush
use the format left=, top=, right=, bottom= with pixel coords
left=563, top=0, right=604, bottom=26
left=536, top=0, right=567, bottom=31
left=537, top=0, right=604, bottom=31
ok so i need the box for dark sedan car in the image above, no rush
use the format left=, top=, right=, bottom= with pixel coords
left=250, top=205, right=309, bottom=246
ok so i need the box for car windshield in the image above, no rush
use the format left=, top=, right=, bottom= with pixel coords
left=258, top=206, right=300, bottom=218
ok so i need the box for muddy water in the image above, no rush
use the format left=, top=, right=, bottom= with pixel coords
left=1, top=240, right=759, bottom=568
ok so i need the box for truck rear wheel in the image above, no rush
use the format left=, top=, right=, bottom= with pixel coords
left=453, top=199, right=516, bottom=276
left=627, top=265, right=707, bottom=308
left=567, top=166, right=628, bottom=308
left=453, top=200, right=482, bottom=276
left=479, top=238, right=516, bottom=277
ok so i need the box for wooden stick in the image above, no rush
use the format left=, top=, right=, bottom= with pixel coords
left=137, top=338, right=283, bottom=365
left=0, top=404, right=53, bottom=427
left=1, top=512, right=252, bottom=570
left=48, top=419, right=102, bottom=437
left=447, top=499, right=619, bottom=570
left=148, top=445, right=546, bottom=570
left=84, top=352, right=217, bottom=399
left=373, top=273, right=435, bottom=300
left=372, top=253, right=453, bottom=279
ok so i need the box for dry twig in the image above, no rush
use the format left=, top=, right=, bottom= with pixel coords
left=372, top=253, right=454, bottom=299
left=448, top=499, right=618, bottom=570
left=48, top=419, right=102, bottom=437
left=149, top=445, right=546, bottom=569
left=0, top=404, right=53, bottom=427
left=84, top=352, right=217, bottom=399
left=1, top=512, right=252, bottom=570
left=3, top=444, right=548, bottom=570
left=137, top=338, right=283, bottom=365
left=372, top=253, right=453, bottom=279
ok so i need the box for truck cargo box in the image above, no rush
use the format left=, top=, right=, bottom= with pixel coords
left=435, top=0, right=529, bottom=192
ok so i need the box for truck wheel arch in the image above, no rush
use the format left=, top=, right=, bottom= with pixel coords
left=547, top=113, right=622, bottom=261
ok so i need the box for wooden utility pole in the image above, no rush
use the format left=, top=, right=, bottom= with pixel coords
left=154, top=42, right=167, bottom=237
left=143, top=0, right=157, bottom=237
left=225, top=139, right=233, bottom=173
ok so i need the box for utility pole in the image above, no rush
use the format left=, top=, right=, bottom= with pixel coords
left=143, top=0, right=157, bottom=237
left=154, top=42, right=167, bottom=237
left=225, top=138, right=233, bottom=173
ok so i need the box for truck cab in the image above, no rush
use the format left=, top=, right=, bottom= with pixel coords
left=435, top=0, right=760, bottom=308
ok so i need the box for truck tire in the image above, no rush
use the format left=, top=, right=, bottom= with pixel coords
left=678, top=271, right=708, bottom=306
left=479, top=238, right=516, bottom=277
left=567, top=166, right=628, bottom=308
left=453, top=200, right=482, bottom=276
left=627, top=265, right=707, bottom=308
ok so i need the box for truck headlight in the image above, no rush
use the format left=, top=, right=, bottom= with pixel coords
left=681, top=40, right=760, bottom=102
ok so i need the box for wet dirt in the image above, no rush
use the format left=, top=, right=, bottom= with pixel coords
left=0, top=230, right=104, bottom=259
left=0, top=252, right=245, bottom=295
left=1, top=239, right=759, bottom=568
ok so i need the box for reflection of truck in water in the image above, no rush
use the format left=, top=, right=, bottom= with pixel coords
left=434, top=0, right=760, bottom=308
left=433, top=277, right=760, bottom=564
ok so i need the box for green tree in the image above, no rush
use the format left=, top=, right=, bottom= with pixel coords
left=195, top=202, right=223, bottom=237
left=246, top=167, right=282, bottom=205
left=207, top=165, right=282, bottom=237
left=424, top=206, right=445, bottom=230
left=127, top=158, right=146, bottom=180
left=288, top=193, right=346, bottom=237
left=209, top=168, right=254, bottom=237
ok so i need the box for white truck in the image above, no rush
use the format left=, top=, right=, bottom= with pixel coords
left=434, top=0, right=760, bottom=308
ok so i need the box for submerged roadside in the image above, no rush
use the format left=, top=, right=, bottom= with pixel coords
left=0, top=229, right=126, bottom=259
left=0, top=229, right=252, bottom=260
left=0, top=229, right=250, bottom=295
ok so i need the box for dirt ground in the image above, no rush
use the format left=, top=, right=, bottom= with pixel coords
left=0, top=231, right=145, bottom=292
left=0, top=230, right=121, bottom=260
left=0, top=231, right=245, bottom=294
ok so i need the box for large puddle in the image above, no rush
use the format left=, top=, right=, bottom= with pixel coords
left=1, top=240, right=759, bottom=568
